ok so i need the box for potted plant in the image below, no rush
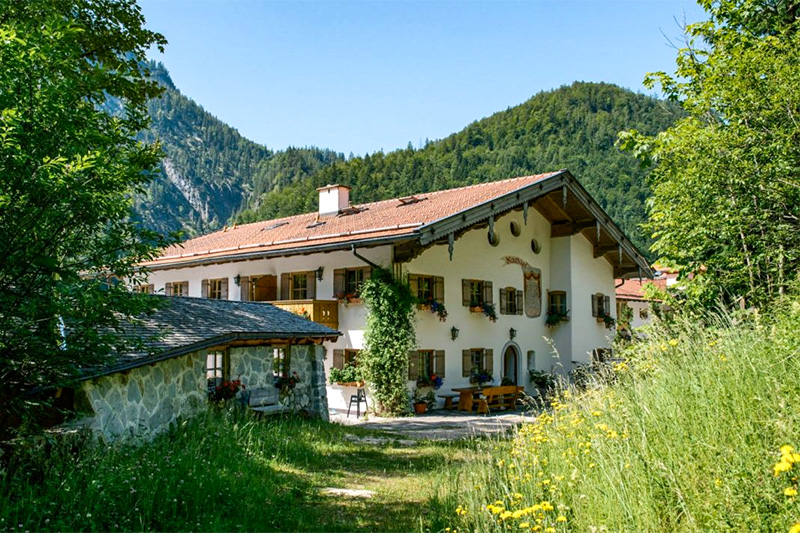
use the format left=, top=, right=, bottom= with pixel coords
left=419, top=298, right=448, bottom=322
left=411, top=387, right=436, bottom=414
left=597, top=311, right=616, bottom=330
left=470, top=300, right=497, bottom=322
left=469, top=367, right=493, bottom=386
left=274, top=371, right=300, bottom=398
left=209, top=379, right=244, bottom=403
left=545, top=309, right=570, bottom=327
left=328, top=363, right=363, bottom=386
left=416, top=373, right=444, bottom=390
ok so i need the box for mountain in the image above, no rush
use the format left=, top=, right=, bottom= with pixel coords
left=134, top=62, right=343, bottom=237
left=233, top=82, right=682, bottom=252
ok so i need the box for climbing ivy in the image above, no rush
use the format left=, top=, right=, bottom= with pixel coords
left=359, top=267, right=417, bottom=416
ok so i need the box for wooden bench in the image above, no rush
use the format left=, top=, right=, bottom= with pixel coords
left=475, top=386, right=522, bottom=414
left=438, top=394, right=459, bottom=411
left=241, top=387, right=291, bottom=416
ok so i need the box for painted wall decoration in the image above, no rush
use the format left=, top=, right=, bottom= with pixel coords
left=503, top=256, right=542, bottom=318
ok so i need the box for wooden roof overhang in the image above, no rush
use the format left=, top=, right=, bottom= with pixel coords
left=408, top=170, right=652, bottom=279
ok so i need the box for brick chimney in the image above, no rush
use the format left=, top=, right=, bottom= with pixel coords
left=317, top=184, right=351, bottom=217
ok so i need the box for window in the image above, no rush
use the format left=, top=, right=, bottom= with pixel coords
left=500, top=287, right=523, bottom=315
left=240, top=275, right=277, bottom=302
left=272, top=347, right=291, bottom=377
left=332, top=348, right=361, bottom=369
left=461, top=348, right=493, bottom=376
left=206, top=350, right=227, bottom=392
left=591, top=293, right=612, bottom=317
left=409, top=274, right=444, bottom=305
left=548, top=291, right=567, bottom=315
left=202, top=278, right=228, bottom=300
left=333, top=267, right=371, bottom=299
left=408, top=349, right=445, bottom=380
left=280, top=272, right=316, bottom=300
left=461, top=279, right=493, bottom=308
left=165, top=281, right=188, bottom=297
left=135, top=284, right=154, bottom=294
left=639, top=308, right=649, bottom=320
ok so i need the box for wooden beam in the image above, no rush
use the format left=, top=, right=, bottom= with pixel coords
left=551, top=220, right=595, bottom=238
left=541, top=193, right=574, bottom=223
left=593, top=244, right=618, bottom=258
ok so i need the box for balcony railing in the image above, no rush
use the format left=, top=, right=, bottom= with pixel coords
left=269, top=299, right=339, bottom=330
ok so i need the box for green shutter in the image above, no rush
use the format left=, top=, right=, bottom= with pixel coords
left=462, top=349, right=471, bottom=377
left=516, top=290, right=524, bottom=315
left=434, top=350, right=445, bottom=378
left=483, top=281, right=493, bottom=305
left=499, top=287, right=508, bottom=315
left=333, top=349, right=344, bottom=370
left=462, top=279, right=471, bottom=307
left=484, top=349, right=494, bottom=375
left=434, top=276, right=445, bottom=302
left=333, top=269, right=345, bottom=298
left=408, top=350, right=419, bottom=380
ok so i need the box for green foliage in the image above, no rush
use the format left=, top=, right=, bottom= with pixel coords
left=620, top=0, right=800, bottom=309
left=328, top=362, right=362, bottom=384
left=359, top=268, right=417, bottom=416
left=0, top=0, right=172, bottom=427
left=0, top=409, right=471, bottom=531
left=431, top=296, right=800, bottom=531
left=235, top=83, right=681, bottom=253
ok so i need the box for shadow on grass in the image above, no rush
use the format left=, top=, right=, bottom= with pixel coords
left=0, top=410, right=477, bottom=532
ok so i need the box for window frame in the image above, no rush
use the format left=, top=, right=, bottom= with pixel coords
left=548, top=290, right=567, bottom=315
left=172, top=281, right=188, bottom=296
left=206, top=349, right=228, bottom=392
left=272, top=347, right=291, bottom=377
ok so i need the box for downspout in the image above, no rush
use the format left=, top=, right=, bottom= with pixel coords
left=351, top=245, right=381, bottom=270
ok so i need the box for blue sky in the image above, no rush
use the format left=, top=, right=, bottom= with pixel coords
left=139, top=0, right=706, bottom=156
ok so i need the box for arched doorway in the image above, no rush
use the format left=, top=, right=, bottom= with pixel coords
left=503, top=344, right=519, bottom=385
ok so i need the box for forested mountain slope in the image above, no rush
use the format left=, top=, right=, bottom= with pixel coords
left=234, top=82, right=682, bottom=251
left=134, top=62, right=342, bottom=237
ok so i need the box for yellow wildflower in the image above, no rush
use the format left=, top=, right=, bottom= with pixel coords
left=519, top=523, right=530, bottom=529
left=790, top=524, right=800, bottom=533
left=668, top=339, right=679, bottom=346
left=556, top=515, right=567, bottom=522
left=781, top=445, right=795, bottom=455
left=784, top=487, right=798, bottom=497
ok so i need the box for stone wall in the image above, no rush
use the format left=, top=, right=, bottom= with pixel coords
left=77, top=343, right=329, bottom=440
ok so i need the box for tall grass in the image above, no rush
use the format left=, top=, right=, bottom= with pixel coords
left=0, top=410, right=470, bottom=531
left=430, top=298, right=800, bottom=531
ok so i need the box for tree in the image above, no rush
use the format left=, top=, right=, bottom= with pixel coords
left=619, top=0, right=800, bottom=310
left=0, top=0, right=170, bottom=430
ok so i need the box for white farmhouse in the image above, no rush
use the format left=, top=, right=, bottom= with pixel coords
left=140, top=170, right=652, bottom=411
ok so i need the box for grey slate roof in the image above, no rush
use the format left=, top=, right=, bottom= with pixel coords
left=84, top=295, right=340, bottom=379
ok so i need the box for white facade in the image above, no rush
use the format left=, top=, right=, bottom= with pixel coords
left=145, top=207, right=617, bottom=411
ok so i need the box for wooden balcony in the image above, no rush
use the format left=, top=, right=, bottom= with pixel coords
left=270, top=299, right=339, bottom=330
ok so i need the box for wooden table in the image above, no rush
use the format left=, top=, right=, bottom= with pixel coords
left=451, top=387, right=483, bottom=412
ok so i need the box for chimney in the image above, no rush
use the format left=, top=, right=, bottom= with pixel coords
left=317, top=184, right=351, bottom=217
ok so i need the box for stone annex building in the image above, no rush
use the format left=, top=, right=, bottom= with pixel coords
left=139, top=170, right=652, bottom=412
left=71, top=296, right=339, bottom=439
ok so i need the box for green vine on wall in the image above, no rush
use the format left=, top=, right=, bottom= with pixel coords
left=360, top=267, right=417, bottom=416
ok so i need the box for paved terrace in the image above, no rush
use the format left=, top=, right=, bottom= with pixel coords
left=330, top=409, right=537, bottom=440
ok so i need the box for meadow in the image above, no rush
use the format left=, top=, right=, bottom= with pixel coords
left=431, top=298, right=800, bottom=532
left=3, top=299, right=800, bottom=532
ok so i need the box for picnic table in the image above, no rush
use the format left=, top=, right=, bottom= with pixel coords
left=451, top=386, right=483, bottom=412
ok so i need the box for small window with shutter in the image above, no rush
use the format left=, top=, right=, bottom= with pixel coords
left=410, top=274, right=445, bottom=306
left=280, top=272, right=316, bottom=300
left=167, top=281, right=188, bottom=297
left=592, top=293, right=611, bottom=317
left=202, top=279, right=228, bottom=299
left=333, top=267, right=371, bottom=299
left=500, top=287, right=523, bottom=315
left=461, top=279, right=493, bottom=308
left=242, top=275, right=277, bottom=302
left=135, top=284, right=154, bottom=294
left=411, top=349, right=446, bottom=382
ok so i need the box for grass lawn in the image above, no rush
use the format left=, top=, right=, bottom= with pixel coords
left=0, top=411, right=482, bottom=532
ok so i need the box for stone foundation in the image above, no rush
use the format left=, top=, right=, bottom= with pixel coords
left=78, top=344, right=329, bottom=440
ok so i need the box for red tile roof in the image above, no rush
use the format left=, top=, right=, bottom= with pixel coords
left=615, top=278, right=667, bottom=301
left=143, top=172, right=561, bottom=269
